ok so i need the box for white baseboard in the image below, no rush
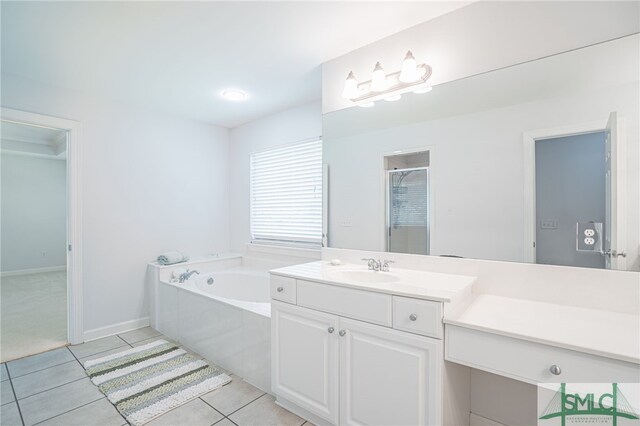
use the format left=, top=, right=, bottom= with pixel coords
left=470, top=413, right=507, bottom=426
left=1, top=265, right=66, bottom=277
left=82, top=317, right=150, bottom=342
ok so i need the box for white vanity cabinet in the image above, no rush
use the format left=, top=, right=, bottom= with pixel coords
left=272, top=301, right=340, bottom=424
left=271, top=275, right=444, bottom=426
left=339, top=317, right=441, bottom=426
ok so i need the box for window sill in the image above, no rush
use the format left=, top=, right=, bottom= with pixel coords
left=245, top=242, right=322, bottom=260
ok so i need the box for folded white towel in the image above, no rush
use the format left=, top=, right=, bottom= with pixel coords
left=157, top=251, right=189, bottom=265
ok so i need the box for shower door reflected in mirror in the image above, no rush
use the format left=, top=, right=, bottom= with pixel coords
left=387, top=167, right=429, bottom=255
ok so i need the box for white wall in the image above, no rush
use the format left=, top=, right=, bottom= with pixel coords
left=228, top=101, right=322, bottom=253
left=1, top=73, right=231, bottom=336
left=1, top=154, right=67, bottom=272
left=325, top=82, right=640, bottom=270
left=322, top=1, right=639, bottom=114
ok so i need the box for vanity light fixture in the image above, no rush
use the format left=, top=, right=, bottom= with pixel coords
left=384, top=95, right=402, bottom=102
left=399, top=51, right=421, bottom=83
left=370, top=62, right=389, bottom=92
left=341, top=50, right=432, bottom=107
left=341, top=72, right=360, bottom=99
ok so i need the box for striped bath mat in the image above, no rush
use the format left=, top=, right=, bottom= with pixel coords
left=83, top=339, right=231, bottom=426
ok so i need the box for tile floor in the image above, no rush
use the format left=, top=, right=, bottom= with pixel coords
left=0, top=327, right=311, bottom=426
left=1, top=271, right=68, bottom=362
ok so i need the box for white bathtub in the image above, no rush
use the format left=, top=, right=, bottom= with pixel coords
left=186, top=268, right=271, bottom=316
left=150, top=259, right=271, bottom=392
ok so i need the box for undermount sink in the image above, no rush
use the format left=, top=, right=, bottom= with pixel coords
left=327, top=269, right=400, bottom=284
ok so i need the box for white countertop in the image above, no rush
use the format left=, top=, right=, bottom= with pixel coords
left=444, top=294, right=640, bottom=364
left=270, top=261, right=477, bottom=303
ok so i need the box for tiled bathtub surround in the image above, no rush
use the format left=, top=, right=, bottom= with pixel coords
left=0, top=327, right=310, bottom=426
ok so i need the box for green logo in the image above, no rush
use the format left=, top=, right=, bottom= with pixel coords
left=540, top=383, right=639, bottom=425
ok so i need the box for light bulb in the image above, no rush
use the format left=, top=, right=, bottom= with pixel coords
left=341, top=71, right=360, bottom=99
left=399, top=51, right=421, bottom=83
left=358, top=101, right=375, bottom=108
left=384, top=94, right=402, bottom=102
left=370, top=62, right=388, bottom=92
left=413, top=85, right=433, bottom=94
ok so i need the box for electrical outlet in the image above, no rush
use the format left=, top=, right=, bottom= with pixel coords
left=576, top=222, right=602, bottom=252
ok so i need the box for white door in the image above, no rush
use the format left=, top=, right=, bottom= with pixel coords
left=271, top=301, right=339, bottom=424
left=339, top=318, right=442, bottom=426
left=604, top=112, right=625, bottom=269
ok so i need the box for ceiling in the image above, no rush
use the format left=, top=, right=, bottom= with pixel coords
left=1, top=121, right=67, bottom=159
left=1, top=1, right=470, bottom=128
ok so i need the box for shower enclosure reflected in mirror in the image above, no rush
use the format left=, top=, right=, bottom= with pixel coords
left=385, top=151, right=430, bottom=255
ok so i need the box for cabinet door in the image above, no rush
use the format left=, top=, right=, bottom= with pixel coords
left=272, top=301, right=339, bottom=424
left=339, top=317, right=442, bottom=426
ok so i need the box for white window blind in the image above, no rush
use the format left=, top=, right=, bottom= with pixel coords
left=250, top=139, right=323, bottom=246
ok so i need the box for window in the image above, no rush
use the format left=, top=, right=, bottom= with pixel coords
left=250, top=138, right=323, bottom=247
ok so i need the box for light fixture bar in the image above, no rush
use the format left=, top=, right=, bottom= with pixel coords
left=349, top=64, right=432, bottom=103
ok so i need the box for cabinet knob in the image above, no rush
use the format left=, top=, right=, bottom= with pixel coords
left=339, top=330, right=346, bottom=337
left=549, top=364, right=562, bottom=375
left=328, top=327, right=335, bottom=334
left=277, top=287, right=284, bottom=292
left=409, top=314, right=418, bottom=321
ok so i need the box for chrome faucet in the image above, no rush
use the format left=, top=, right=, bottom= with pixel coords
left=362, top=258, right=395, bottom=272
left=381, top=259, right=395, bottom=272
left=178, top=269, right=199, bottom=283
left=362, top=258, right=380, bottom=271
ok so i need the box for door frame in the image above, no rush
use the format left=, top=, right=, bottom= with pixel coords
left=522, top=116, right=627, bottom=269
left=1, top=107, right=84, bottom=344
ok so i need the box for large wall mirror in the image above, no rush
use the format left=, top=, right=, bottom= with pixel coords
left=323, top=35, right=639, bottom=271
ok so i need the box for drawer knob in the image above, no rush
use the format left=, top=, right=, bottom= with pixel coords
left=339, top=330, right=346, bottom=337
left=328, top=327, right=335, bottom=334
left=409, top=314, right=418, bottom=321
left=549, top=364, right=562, bottom=375
left=277, top=287, right=284, bottom=292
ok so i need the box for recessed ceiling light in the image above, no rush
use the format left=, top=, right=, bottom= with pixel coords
left=221, top=89, right=247, bottom=101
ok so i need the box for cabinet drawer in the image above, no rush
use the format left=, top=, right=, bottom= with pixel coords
left=393, top=296, right=442, bottom=339
left=297, top=280, right=392, bottom=326
left=446, top=325, right=640, bottom=384
left=271, top=275, right=296, bottom=304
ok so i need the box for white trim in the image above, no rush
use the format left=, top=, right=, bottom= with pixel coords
left=1, top=107, right=84, bottom=344
left=1, top=265, right=66, bottom=277
left=245, top=242, right=321, bottom=260
left=470, top=413, right=506, bottom=426
left=82, top=317, right=150, bottom=342
left=522, top=118, right=628, bottom=267
left=613, top=117, right=627, bottom=270
left=322, top=163, right=329, bottom=248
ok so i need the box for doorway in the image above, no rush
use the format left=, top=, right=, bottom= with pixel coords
left=1, top=108, right=83, bottom=360
left=535, top=132, right=606, bottom=268
left=1, top=121, right=69, bottom=361
left=523, top=112, right=627, bottom=270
